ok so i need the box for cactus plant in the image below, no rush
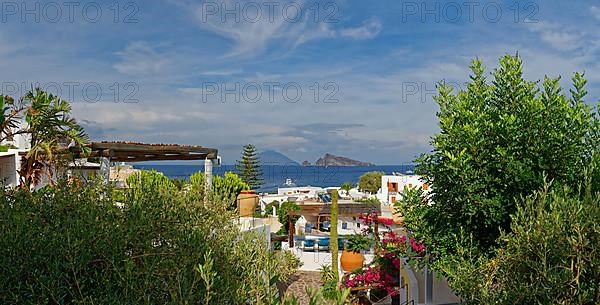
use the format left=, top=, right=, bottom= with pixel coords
left=330, top=190, right=339, bottom=281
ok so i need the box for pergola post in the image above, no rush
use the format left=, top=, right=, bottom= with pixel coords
left=99, top=156, right=110, bottom=183
left=204, top=158, right=212, bottom=188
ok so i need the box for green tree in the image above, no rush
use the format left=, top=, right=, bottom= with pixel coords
left=18, top=89, right=90, bottom=189
left=340, top=182, right=353, bottom=197
left=235, top=144, right=263, bottom=190
left=397, top=54, right=600, bottom=260
left=439, top=182, right=600, bottom=304
left=358, top=172, right=384, bottom=194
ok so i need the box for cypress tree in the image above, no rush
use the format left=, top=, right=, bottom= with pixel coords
left=235, top=144, right=263, bottom=190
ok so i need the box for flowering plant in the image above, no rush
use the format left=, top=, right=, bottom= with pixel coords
left=344, top=213, right=427, bottom=297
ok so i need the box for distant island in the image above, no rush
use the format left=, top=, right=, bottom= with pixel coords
left=314, top=153, right=374, bottom=167
left=259, top=150, right=300, bottom=166
left=256, top=150, right=374, bottom=167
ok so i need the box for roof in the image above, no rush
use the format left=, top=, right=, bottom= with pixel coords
left=84, top=141, right=218, bottom=162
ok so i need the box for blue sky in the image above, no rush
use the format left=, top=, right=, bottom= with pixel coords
left=1, top=0, right=599, bottom=164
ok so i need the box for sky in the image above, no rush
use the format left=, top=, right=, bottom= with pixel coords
left=1, top=0, right=599, bottom=164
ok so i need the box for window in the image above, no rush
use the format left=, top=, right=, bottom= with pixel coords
left=391, top=196, right=396, bottom=203
left=422, top=183, right=429, bottom=190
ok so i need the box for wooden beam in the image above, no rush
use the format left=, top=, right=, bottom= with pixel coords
left=81, top=142, right=219, bottom=162
left=109, top=154, right=211, bottom=162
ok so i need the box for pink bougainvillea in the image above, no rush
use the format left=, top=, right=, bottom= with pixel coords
left=344, top=213, right=427, bottom=297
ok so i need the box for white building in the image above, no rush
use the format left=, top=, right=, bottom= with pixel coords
left=0, top=132, right=31, bottom=188
left=277, top=185, right=324, bottom=198
left=377, top=174, right=429, bottom=205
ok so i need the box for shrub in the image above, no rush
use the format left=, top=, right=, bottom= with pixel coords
left=126, top=169, right=175, bottom=193
left=319, top=264, right=336, bottom=283
left=358, top=172, right=384, bottom=194
left=190, top=171, right=249, bottom=208
left=439, top=183, right=600, bottom=304
left=321, top=280, right=340, bottom=301
left=0, top=179, right=294, bottom=305
left=346, top=234, right=371, bottom=253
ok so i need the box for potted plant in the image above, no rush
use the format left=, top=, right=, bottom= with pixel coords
left=341, top=234, right=370, bottom=272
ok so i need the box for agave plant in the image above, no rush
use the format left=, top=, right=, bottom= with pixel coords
left=18, top=88, right=90, bottom=189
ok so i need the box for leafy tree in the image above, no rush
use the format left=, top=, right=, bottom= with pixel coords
left=18, top=89, right=90, bottom=189
left=439, top=182, right=600, bottom=304
left=340, top=182, right=353, bottom=197
left=397, top=54, right=600, bottom=260
left=358, top=172, right=384, bottom=194
left=235, top=144, right=263, bottom=190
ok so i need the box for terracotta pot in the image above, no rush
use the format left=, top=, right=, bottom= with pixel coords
left=238, top=190, right=259, bottom=217
left=341, top=249, right=365, bottom=272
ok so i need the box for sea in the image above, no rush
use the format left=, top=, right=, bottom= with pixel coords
left=133, top=165, right=416, bottom=193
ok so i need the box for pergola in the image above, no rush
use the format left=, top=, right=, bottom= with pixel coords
left=87, top=141, right=218, bottom=162
left=75, top=141, right=219, bottom=185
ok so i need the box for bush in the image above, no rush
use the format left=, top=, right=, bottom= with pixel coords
left=439, top=183, right=600, bottom=304
left=319, top=264, right=336, bottom=283
left=346, top=234, right=371, bottom=253
left=321, top=280, right=340, bottom=301
left=190, top=171, right=249, bottom=209
left=358, top=172, right=384, bottom=194
left=0, top=179, right=293, bottom=305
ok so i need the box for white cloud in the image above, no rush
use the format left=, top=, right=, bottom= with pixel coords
left=526, top=21, right=584, bottom=52
left=188, top=0, right=317, bottom=57
left=113, top=42, right=170, bottom=76
left=591, top=6, right=600, bottom=21
left=173, top=0, right=381, bottom=57
left=72, top=103, right=224, bottom=131
left=339, top=18, right=382, bottom=40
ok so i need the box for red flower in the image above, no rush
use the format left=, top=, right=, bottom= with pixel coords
left=392, top=258, right=401, bottom=269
